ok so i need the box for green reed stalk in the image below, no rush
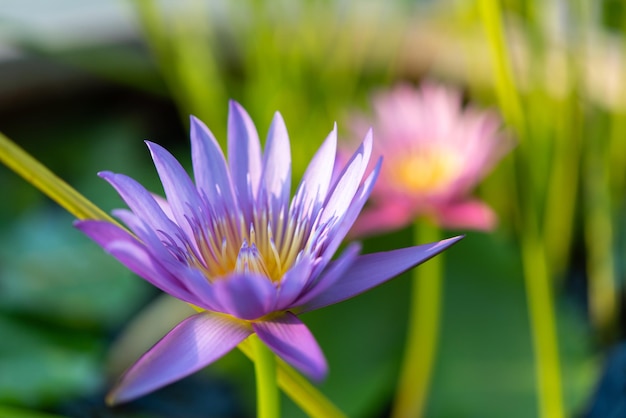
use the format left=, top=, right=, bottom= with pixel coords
left=391, top=220, right=441, bottom=418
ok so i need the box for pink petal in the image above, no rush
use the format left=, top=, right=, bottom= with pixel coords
left=107, top=312, right=252, bottom=404
left=436, top=199, right=497, bottom=231
left=347, top=197, right=416, bottom=239
left=253, top=312, right=327, bottom=381
left=297, top=236, right=463, bottom=313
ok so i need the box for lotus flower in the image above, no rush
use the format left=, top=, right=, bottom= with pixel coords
left=343, top=83, right=510, bottom=237
left=76, top=101, right=460, bottom=404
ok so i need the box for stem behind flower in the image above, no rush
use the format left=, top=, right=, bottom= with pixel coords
left=250, top=335, right=280, bottom=418
left=392, top=220, right=441, bottom=418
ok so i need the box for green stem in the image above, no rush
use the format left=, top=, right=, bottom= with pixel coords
left=239, top=340, right=347, bottom=418
left=519, top=219, right=564, bottom=418
left=391, top=220, right=441, bottom=418
left=250, top=335, right=280, bottom=418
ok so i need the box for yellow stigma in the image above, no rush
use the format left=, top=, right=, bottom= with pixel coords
left=387, top=147, right=461, bottom=194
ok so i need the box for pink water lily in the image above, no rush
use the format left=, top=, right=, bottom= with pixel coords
left=76, top=101, right=461, bottom=404
left=343, top=83, right=511, bottom=237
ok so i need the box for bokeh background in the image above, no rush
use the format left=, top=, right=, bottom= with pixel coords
left=1, top=0, right=625, bottom=417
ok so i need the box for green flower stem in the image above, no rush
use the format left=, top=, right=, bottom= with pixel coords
left=519, top=216, right=564, bottom=418
left=391, top=220, right=441, bottom=418
left=239, top=339, right=347, bottom=418
left=250, top=335, right=280, bottom=418
left=0, top=130, right=347, bottom=418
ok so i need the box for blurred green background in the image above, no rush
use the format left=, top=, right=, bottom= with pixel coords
left=1, top=0, right=625, bottom=417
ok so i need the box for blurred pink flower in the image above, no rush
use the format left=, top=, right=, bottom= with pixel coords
left=344, top=83, right=511, bottom=237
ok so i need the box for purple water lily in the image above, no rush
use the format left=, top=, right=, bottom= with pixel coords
left=76, top=101, right=461, bottom=404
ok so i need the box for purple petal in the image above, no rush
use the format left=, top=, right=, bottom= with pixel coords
left=291, top=242, right=361, bottom=308
left=99, top=171, right=178, bottom=238
left=146, top=141, right=203, bottom=239
left=253, top=312, right=327, bottom=381
left=315, top=158, right=381, bottom=270
left=151, top=194, right=175, bottom=221
left=274, top=257, right=316, bottom=310
left=189, top=116, right=238, bottom=211
left=107, top=211, right=223, bottom=312
left=260, top=111, right=291, bottom=207
left=297, top=236, right=463, bottom=313
left=319, top=129, right=372, bottom=225
left=294, top=125, right=337, bottom=216
left=210, top=273, right=278, bottom=320
left=228, top=101, right=262, bottom=217
left=107, top=312, right=252, bottom=404
left=75, top=220, right=203, bottom=307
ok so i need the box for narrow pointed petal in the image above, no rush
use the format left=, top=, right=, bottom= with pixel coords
left=319, top=130, right=372, bottom=226
left=151, top=194, right=175, bottom=221
left=228, top=101, right=262, bottom=213
left=75, top=220, right=201, bottom=306
left=190, top=116, right=238, bottom=210
left=146, top=141, right=203, bottom=234
left=294, top=125, right=337, bottom=214
left=292, top=242, right=361, bottom=308
left=260, top=112, right=291, bottom=206
left=99, top=171, right=178, bottom=238
left=107, top=312, right=252, bottom=405
left=275, top=257, right=316, bottom=310
left=253, top=312, right=327, bottom=381
left=210, top=273, right=278, bottom=320
left=317, top=158, right=381, bottom=266
left=298, top=236, right=463, bottom=313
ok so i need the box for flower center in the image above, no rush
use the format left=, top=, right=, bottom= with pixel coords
left=235, top=240, right=272, bottom=277
left=386, top=146, right=461, bottom=194
left=187, top=205, right=312, bottom=283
